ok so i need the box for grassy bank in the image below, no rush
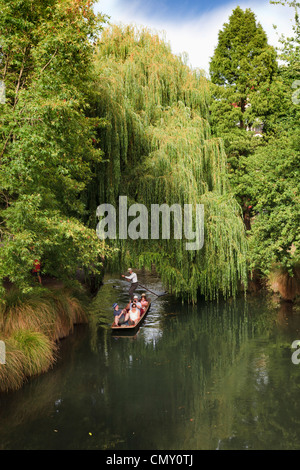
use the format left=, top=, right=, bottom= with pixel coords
left=0, top=284, right=90, bottom=393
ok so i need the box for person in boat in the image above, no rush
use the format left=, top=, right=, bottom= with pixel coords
left=128, top=302, right=140, bottom=326
left=132, top=295, right=145, bottom=315
left=132, top=295, right=142, bottom=309
left=112, top=303, right=128, bottom=327
left=122, top=268, right=138, bottom=300
left=125, top=295, right=143, bottom=315
left=140, top=293, right=149, bottom=309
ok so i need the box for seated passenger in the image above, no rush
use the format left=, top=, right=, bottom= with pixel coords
left=140, top=293, right=149, bottom=309
left=113, top=303, right=128, bottom=327
left=128, top=303, right=140, bottom=326
left=132, top=295, right=142, bottom=309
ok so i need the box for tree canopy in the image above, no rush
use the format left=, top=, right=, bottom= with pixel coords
left=90, top=25, right=248, bottom=302
left=209, top=2, right=299, bottom=279
left=0, top=0, right=113, bottom=295
left=209, top=6, right=278, bottom=132
left=0, top=0, right=298, bottom=303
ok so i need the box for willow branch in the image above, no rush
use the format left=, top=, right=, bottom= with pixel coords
left=13, top=46, right=30, bottom=110
left=40, top=47, right=59, bottom=74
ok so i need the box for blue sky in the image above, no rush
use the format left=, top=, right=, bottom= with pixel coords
left=94, top=0, right=295, bottom=72
left=98, top=0, right=236, bottom=20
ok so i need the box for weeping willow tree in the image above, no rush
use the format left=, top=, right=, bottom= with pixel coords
left=88, top=24, right=248, bottom=302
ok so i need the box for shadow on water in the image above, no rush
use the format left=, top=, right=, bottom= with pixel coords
left=0, top=272, right=300, bottom=450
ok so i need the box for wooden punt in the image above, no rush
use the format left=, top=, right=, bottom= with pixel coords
left=111, top=301, right=151, bottom=334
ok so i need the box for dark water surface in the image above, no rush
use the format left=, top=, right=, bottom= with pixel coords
left=1, top=273, right=300, bottom=450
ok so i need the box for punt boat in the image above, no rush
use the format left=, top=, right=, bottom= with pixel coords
left=111, top=300, right=151, bottom=335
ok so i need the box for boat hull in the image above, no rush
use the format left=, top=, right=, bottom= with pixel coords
left=111, top=302, right=151, bottom=335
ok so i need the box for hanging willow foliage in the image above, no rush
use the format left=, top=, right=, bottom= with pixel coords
left=89, top=24, right=248, bottom=302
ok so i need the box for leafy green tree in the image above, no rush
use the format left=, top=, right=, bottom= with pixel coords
left=208, top=6, right=280, bottom=217
left=209, top=6, right=278, bottom=134
left=236, top=138, right=299, bottom=274
left=0, top=0, right=112, bottom=294
left=271, top=1, right=300, bottom=129
left=241, top=0, right=300, bottom=275
left=89, top=25, right=248, bottom=302
left=208, top=6, right=295, bottom=233
left=229, top=1, right=300, bottom=276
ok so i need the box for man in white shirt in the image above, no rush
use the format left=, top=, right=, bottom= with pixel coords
left=122, top=268, right=139, bottom=300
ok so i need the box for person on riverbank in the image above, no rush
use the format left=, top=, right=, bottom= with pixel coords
left=33, top=259, right=42, bottom=285
left=122, top=268, right=138, bottom=300
left=113, top=303, right=128, bottom=327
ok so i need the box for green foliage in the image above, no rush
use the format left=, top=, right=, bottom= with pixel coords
left=209, top=2, right=299, bottom=278
left=0, top=193, right=112, bottom=291
left=91, top=25, right=248, bottom=302
left=242, top=1, right=300, bottom=274
left=208, top=6, right=280, bottom=200
left=0, top=0, right=112, bottom=293
left=237, top=136, right=299, bottom=273
left=209, top=6, right=278, bottom=132
left=271, top=0, right=300, bottom=130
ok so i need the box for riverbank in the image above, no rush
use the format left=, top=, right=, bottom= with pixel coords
left=0, top=279, right=92, bottom=393
left=247, top=264, right=300, bottom=304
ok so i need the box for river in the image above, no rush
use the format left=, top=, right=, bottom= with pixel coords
left=0, top=272, right=300, bottom=450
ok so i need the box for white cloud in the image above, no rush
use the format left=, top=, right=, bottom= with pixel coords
left=95, top=0, right=295, bottom=72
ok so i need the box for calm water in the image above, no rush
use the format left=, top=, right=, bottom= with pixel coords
left=1, top=273, right=300, bottom=450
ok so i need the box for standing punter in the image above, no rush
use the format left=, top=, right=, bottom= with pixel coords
left=122, top=268, right=138, bottom=300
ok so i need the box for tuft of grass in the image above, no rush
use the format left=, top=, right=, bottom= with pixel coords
left=0, top=285, right=90, bottom=393
left=0, top=338, right=26, bottom=393
left=10, top=330, right=56, bottom=377
left=0, top=330, right=56, bottom=393
left=47, top=289, right=88, bottom=340
left=0, top=287, right=88, bottom=341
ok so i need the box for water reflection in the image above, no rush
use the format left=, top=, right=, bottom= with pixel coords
left=142, top=327, right=163, bottom=347
left=0, top=272, right=300, bottom=450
